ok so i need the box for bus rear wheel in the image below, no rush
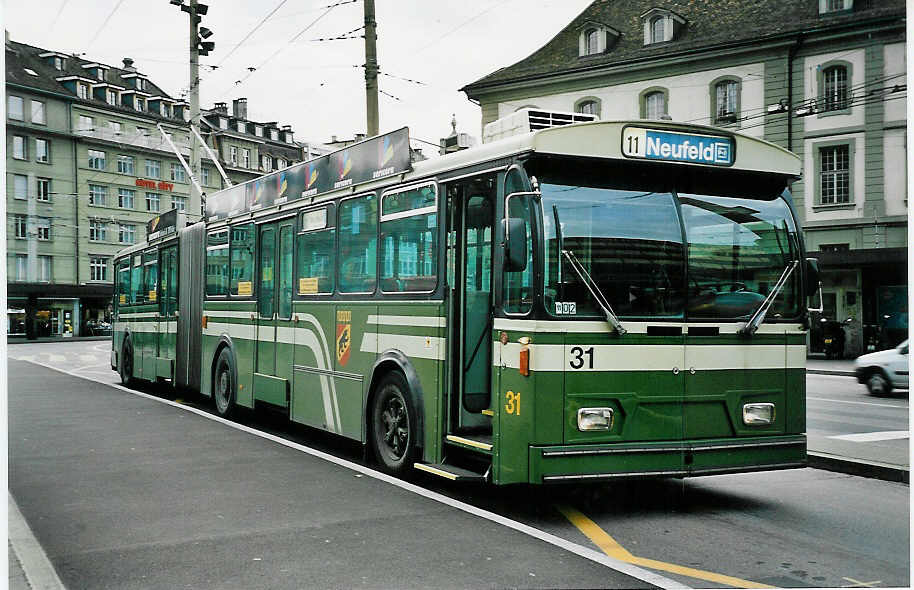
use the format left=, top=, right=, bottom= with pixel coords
left=214, top=348, right=237, bottom=418
left=370, top=372, right=416, bottom=475
left=119, top=339, right=135, bottom=386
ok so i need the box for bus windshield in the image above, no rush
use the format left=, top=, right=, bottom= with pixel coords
left=536, top=159, right=801, bottom=321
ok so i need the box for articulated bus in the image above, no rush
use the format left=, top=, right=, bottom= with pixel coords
left=112, top=117, right=820, bottom=484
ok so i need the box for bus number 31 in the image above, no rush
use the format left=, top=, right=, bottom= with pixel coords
left=569, top=346, right=594, bottom=370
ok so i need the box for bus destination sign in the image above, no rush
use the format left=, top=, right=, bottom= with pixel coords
left=206, top=127, right=412, bottom=220
left=622, top=126, right=734, bottom=167
left=146, top=208, right=185, bottom=241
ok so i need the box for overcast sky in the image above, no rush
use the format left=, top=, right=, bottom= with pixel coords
left=4, top=0, right=593, bottom=153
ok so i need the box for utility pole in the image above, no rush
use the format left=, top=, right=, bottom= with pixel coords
left=189, top=0, right=201, bottom=211
left=363, top=0, right=379, bottom=137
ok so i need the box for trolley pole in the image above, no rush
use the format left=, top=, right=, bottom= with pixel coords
left=189, top=0, right=202, bottom=211
left=363, top=0, right=379, bottom=137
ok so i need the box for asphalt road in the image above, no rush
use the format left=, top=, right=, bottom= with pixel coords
left=7, top=341, right=911, bottom=588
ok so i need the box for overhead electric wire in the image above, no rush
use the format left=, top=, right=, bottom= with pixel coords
left=48, top=0, right=70, bottom=33
left=86, top=0, right=127, bottom=50
left=215, top=0, right=290, bottom=68
left=414, top=0, right=513, bottom=53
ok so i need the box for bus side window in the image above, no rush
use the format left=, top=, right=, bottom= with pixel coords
left=116, top=258, right=131, bottom=308
left=338, top=194, right=378, bottom=294
left=131, top=254, right=144, bottom=304
left=230, top=223, right=255, bottom=296
left=504, top=196, right=534, bottom=315
left=297, top=206, right=335, bottom=295
left=206, top=230, right=229, bottom=296
left=143, top=251, right=158, bottom=303
left=380, top=184, right=437, bottom=293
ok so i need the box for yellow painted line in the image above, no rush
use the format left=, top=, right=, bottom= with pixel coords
left=413, top=463, right=458, bottom=480
left=446, top=435, right=493, bottom=451
left=557, top=505, right=774, bottom=589
left=481, top=409, right=494, bottom=416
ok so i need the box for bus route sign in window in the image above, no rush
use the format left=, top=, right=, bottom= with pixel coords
left=622, top=126, right=734, bottom=167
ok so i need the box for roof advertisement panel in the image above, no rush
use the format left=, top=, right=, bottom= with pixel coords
left=206, top=127, right=411, bottom=220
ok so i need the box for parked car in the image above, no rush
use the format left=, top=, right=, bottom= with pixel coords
left=854, top=340, right=909, bottom=395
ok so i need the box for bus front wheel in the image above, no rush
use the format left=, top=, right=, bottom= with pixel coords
left=214, top=348, right=237, bottom=418
left=370, top=372, right=416, bottom=475
left=119, top=338, right=135, bottom=386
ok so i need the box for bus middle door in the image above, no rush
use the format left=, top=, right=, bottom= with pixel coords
left=254, top=220, right=293, bottom=408
left=157, top=244, right=178, bottom=380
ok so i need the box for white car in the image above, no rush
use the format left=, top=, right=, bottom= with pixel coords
left=854, top=340, right=909, bottom=395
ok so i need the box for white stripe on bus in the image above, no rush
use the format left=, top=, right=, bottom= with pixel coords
left=360, top=333, right=446, bottom=361
left=492, top=318, right=804, bottom=335
left=118, top=312, right=158, bottom=319
left=367, top=315, right=446, bottom=328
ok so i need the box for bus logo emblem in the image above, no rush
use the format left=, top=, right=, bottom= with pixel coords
left=336, top=310, right=352, bottom=366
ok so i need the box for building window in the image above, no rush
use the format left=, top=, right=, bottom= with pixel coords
left=36, top=178, right=50, bottom=201
left=34, top=144, right=49, bottom=169
left=819, top=144, right=851, bottom=204
left=89, top=184, right=107, bottom=206
left=13, top=175, right=27, bottom=199
left=242, top=148, right=250, bottom=168
left=118, top=188, right=135, bottom=209
left=160, top=103, right=169, bottom=117
left=574, top=97, right=601, bottom=116
left=822, top=64, right=849, bottom=112
left=650, top=16, right=665, bottom=44
left=53, top=56, right=64, bottom=70
left=277, top=158, right=287, bottom=169
left=134, top=97, right=145, bottom=112
left=236, top=121, right=245, bottom=133
left=584, top=29, right=599, bottom=55
left=270, top=129, right=279, bottom=141
left=119, top=224, right=136, bottom=244
left=79, top=115, right=94, bottom=130
left=88, top=149, right=106, bottom=170
left=262, top=155, right=273, bottom=172
left=230, top=146, right=237, bottom=165
left=15, top=255, right=27, bottom=281
left=37, top=256, right=51, bottom=282
left=77, top=83, right=88, bottom=100
left=641, top=88, right=668, bottom=120
left=90, top=257, right=108, bottom=281
left=13, top=135, right=27, bottom=160
left=30, top=101, right=46, bottom=125
left=170, top=163, right=186, bottom=182
left=172, top=196, right=186, bottom=211
left=284, top=132, right=293, bottom=144
left=219, top=117, right=228, bottom=129
left=8, top=95, right=23, bottom=120
left=820, top=0, right=852, bottom=13
left=36, top=218, right=51, bottom=241
left=202, top=166, right=210, bottom=186
left=14, top=215, right=27, bottom=239
left=146, top=192, right=161, bottom=212
left=255, top=126, right=263, bottom=137
left=117, top=154, right=135, bottom=174
left=713, top=79, right=740, bottom=125
left=90, top=220, right=107, bottom=241
left=106, top=89, right=118, bottom=105
left=145, top=159, right=161, bottom=178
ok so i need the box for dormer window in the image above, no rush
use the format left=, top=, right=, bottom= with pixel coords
left=577, top=22, right=619, bottom=57
left=236, top=121, right=245, bottom=133
left=134, top=97, right=145, bottom=112
left=135, top=78, right=145, bottom=91
left=97, top=69, right=105, bottom=81
left=820, top=0, right=852, bottom=13
left=219, top=117, right=228, bottom=130
left=255, top=126, right=263, bottom=137
left=641, top=8, right=686, bottom=45
left=160, top=103, right=169, bottom=117
left=106, top=89, right=118, bottom=105
left=54, top=56, right=64, bottom=70
left=270, top=129, right=279, bottom=141
left=77, top=83, right=88, bottom=99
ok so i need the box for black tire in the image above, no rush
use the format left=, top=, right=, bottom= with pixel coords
left=119, top=338, right=135, bottom=386
left=213, top=348, right=237, bottom=418
left=866, top=370, right=892, bottom=396
left=370, top=372, right=417, bottom=475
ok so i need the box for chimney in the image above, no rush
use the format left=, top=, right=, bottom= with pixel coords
left=354, top=133, right=366, bottom=141
left=122, top=57, right=135, bottom=72
left=213, top=102, right=228, bottom=114
left=331, top=135, right=338, bottom=143
left=232, top=97, right=247, bottom=120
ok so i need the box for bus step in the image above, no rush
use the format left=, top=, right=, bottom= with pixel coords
left=414, top=462, right=487, bottom=482
left=445, top=434, right=493, bottom=455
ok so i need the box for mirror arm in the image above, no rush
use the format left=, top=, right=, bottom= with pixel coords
left=807, top=284, right=824, bottom=313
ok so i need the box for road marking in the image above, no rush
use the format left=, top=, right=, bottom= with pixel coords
left=808, top=396, right=908, bottom=409
left=829, top=431, right=909, bottom=442
left=557, top=504, right=774, bottom=589
left=12, top=358, right=688, bottom=590
left=8, top=492, right=66, bottom=590
left=842, top=577, right=882, bottom=587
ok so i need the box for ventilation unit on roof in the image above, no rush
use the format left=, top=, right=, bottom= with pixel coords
left=482, top=108, right=598, bottom=143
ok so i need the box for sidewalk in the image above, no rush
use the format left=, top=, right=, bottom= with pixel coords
left=8, top=335, right=109, bottom=345
left=805, top=356, right=856, bottom=377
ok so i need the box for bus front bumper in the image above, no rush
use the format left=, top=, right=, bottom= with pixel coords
left=528, top=434, right=806, bottom=483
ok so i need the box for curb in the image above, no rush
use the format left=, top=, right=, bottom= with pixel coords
left=8, top=336, right=110, bottom=345
left=806, top=369, right=856, bottom=377
left=807, top=452, right=909, bottom=484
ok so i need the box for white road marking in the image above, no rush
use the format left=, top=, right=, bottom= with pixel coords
left=807, top=396, right=908, bottom=409
left=13, top=358, right=686, bottom=590
left=8, top=493, right=66, bottom=590
left=829, top=431, right=909, bottom=443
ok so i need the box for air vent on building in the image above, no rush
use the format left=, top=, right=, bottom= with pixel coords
left=482, top=108, right=598, bottom=143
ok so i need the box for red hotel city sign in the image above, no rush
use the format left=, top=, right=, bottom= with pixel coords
left=135, top=178, right=175, bottom=191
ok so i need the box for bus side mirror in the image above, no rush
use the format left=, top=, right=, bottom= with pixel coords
left=505, top=218, right=527, bottom=273
left=805, top=258, right=820, bottom=296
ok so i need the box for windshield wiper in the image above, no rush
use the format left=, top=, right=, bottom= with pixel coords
left=738, top=260, right=799, bottom=336
left=562, top=249, right=627, bottom=335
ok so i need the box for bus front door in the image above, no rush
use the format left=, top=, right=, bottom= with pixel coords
left=157, top=244, right=178, bottom=380
left=254, top=219, right=294, bottom=408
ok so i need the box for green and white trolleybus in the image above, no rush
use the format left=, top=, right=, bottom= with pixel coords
left=112, top=115, right=820, bottom=484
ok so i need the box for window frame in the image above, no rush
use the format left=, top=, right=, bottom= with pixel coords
left=14, top=215, right=27, bottom=239
left=8, top=95, right=23, bottom=120
left=205, top=228, right=231, bottom=298
left=118, top=188, right=136, bottom=209
left=35, top=138, right=50, bottom=163
left=145, top=159, right=161, bottom=179
left=119, top=223, right=137, bottom=245
left=379, top=182, right=439, bottom=295
left=710, top=76, right=741, bottom=126
left=818, top=60, right=852, bottom=117
left=36, top=178, right=51, bottom=202
left=814, top=140, right=854, bottom=208
left=37, top=255, right=51, bottom=282
left=295, top=204, right=337, bottom=298
left=337, top=192, right=379, bottom=296
left=88, top=184, right=107, bottom=206
left=13, top=174, right=28, bottom=200
left=13, top=135, right=27, bottom=160
left=89, top=256, right=109, bottom=282
left=228, top=222, right=256, bottom=298
left=117, top=154, right=135, bottom=174
left=30, top=100, right=46, bottom=125
left=35, top=217, right=51, bottom=241
left=145, top=192, right=161, bottom=212
left=88, top=149, right=106, bottom=170
left=574, top=96, right=602, bottom=117
left=639, top=86, right=669, bottom=119
left=90, top=219, right=108, bottom=242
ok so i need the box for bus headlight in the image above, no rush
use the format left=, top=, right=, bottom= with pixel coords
left=742, top=403, right=775, bottom=425
left=577, top=407, right=614, bottom=431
